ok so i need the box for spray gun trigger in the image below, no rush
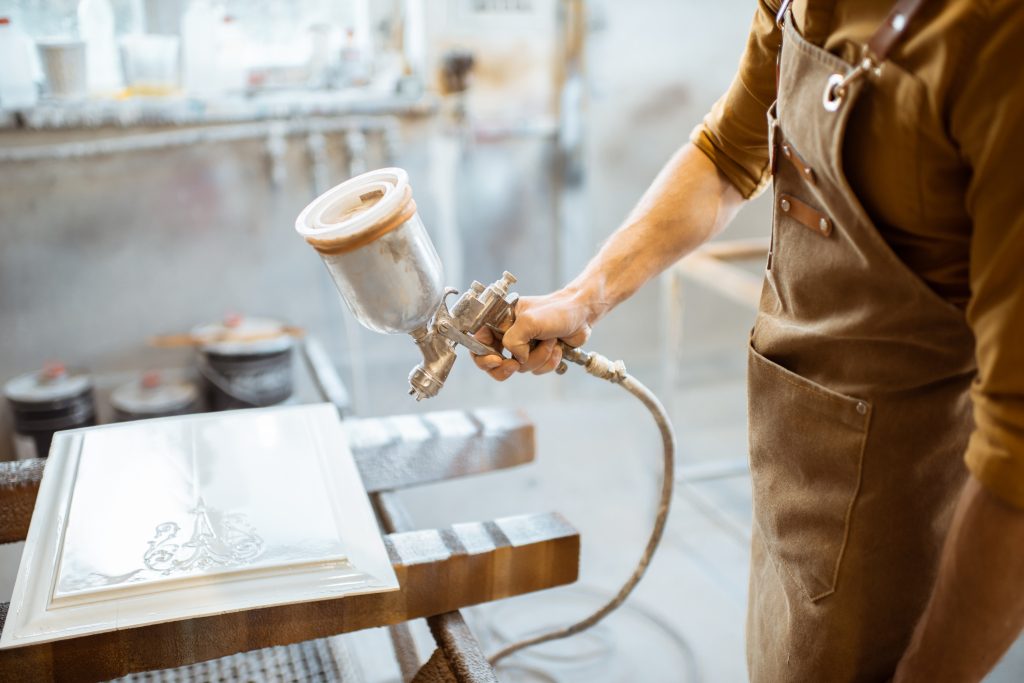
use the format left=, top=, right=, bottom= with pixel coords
left=436, top=319, right=500, bottom=357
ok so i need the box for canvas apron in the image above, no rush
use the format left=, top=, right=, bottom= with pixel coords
left=747, top=1, right=977, bottom=680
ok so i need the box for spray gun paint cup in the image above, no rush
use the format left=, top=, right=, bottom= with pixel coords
left=296, top=168, right=529, bottom=399
left=295, top=168, right=445, bottom=336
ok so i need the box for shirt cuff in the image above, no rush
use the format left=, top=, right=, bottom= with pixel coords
left=690, top=123, right=772, bottom=200
left=964, top=391, right=1024, bottom=510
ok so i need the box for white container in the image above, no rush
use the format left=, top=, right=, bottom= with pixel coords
left=78, top=0, right=123, bottom=94
left=37, top=38, right=87, bottom=99
left=181, top=0, right=220, bottom=97
left=295, top=168, right=445, bottom=335
left=119, top=33, right=179, bottom=94
left=0, top=17, right=39, bottom=109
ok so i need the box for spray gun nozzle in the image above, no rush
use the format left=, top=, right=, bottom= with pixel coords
left=404, top=272, right=524, bottom=399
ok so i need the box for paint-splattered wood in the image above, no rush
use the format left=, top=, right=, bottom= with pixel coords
left=0, top=512, right=578, bottom=683
left=348, top=408, right=535, bottom=492
left=0, top=408, right=535, bottom=545
left=0, top=459, right=45, bottom=547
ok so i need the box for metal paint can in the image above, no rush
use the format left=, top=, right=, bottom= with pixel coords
left=110, top=371, right=199, bottom=421
left=4, top=363, right=95, bottom=460
left=194, top=315, right=294, bottom=411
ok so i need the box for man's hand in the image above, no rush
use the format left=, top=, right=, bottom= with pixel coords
left=471, top=288, right=594, bottom=381
left=470, top=141, right=744, bottom=383
left=893, top=476, right=1024, bottom=682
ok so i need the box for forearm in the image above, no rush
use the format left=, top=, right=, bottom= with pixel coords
left=566, top=142, right=745, bottom=323
left=894, top=476, right=1024, bottom=682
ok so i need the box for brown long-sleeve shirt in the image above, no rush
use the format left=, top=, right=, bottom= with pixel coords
left=692, top=0, right=1024, bottom=507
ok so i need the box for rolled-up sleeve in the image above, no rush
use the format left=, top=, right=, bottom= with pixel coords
left=955, top=1, right=1024, bottom=509
left=690, top=1, right=781, bottom=199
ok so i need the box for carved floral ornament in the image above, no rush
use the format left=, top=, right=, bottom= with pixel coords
left=144, top=498, right=264, bottom=575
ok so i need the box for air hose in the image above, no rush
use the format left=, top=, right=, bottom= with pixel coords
left=488, top=344, right=676, bottom=665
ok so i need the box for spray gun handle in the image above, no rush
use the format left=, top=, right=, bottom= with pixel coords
left=488, top=300, right=570, bottom=375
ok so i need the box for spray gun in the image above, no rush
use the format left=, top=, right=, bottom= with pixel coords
left=295, top=168, right=674, bottom=664
left=408, top=270, right=585, bottom=400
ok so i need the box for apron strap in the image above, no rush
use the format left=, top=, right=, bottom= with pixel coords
left=776, top=0, right=929, bottom=60
left=866, top=0, right=930, bottom=62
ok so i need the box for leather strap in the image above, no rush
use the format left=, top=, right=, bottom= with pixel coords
left=866, top=0, right=929, bottom=62
left=778, top=193, right=833, bottom=237
left=780, top=141, right=816, bottom=185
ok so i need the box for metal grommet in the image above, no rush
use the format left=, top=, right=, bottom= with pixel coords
left=819, top=218, right=830, bottom=233
left=822, top=73, right=845, bottom=112
left=780, top=198, right=791, bottom=212
left=856, top=401, right=868, bottom=415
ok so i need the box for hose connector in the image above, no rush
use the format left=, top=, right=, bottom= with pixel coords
left=561, top=346, right=627, bottom=383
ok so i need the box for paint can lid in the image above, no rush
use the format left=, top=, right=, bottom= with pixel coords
left=192, top=314, right=293, bottom=355
left=110, top=372, right=198, bottom=415
left=4, top=362, right=92, bottom=404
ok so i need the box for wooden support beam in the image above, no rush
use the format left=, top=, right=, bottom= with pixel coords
left=698, top=237, right=770, bottom=262
left=0, top=512, right=579, bottom=683
left=0, top=459, right=45, bottom=546
left=0, top=408, right=535, bottom=545
left=349, top=409, right=535, bottom=493
left=375, top=491, right=499, bottom=683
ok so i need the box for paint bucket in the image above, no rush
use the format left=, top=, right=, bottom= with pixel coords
left=194, top=315, right=294, bottom=411
left=4, top=362, right=95, bottom=460
left=110, top=371, right=199, bottom=421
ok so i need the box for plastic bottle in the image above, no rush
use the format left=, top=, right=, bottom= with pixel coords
left=78, top=0, right=123, bottom=94
left=181, top=0, right=220, bottom=97
left=216, top=14, right=247, bottom=94
left=0, top=16, right=39, bottom=109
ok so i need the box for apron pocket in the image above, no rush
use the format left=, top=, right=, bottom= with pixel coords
left=747, top=339, right=871, bottom=602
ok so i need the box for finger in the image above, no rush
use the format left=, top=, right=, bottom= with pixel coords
left=471, top=327, right=505, bottom=371
left=474, top=326, right=495, bottom=344
left=502, top=315, right=540, bottom=364
left=487, top=358, right=521, bottom=382
left=518, top=338, right=556, bottom=373
left=473, top=353, right=504, bottom=371
left=561, top=324, right=591, bottom=349
left=533, top=344, right=564, bottom=375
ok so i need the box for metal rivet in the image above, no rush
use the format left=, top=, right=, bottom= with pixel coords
left=891, top=12, right=906, bottom=31
left=780, top=198, right=791, bottom=212
left=803, top=167, right=813, bottom=178
left=782, top=144, right=792, bottom=158
left=856, top=401, right=867, bottom=415
left=819, top=218, right=829, bottom=233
